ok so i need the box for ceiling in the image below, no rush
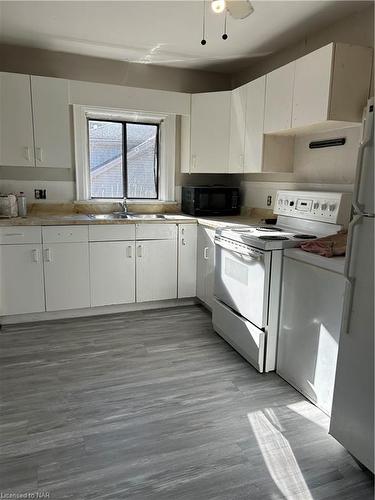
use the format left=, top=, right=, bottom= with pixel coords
left=0, top=1, right=371, bottom=73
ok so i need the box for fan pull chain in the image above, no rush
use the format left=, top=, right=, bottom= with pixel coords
left=222, top=9, right=228, bottom=40
left=201, top=0, right=207, bottom=45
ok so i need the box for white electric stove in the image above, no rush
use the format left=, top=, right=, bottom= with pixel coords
left=212, top=190, right=352, bottom=373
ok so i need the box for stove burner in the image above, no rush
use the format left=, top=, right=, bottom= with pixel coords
left=256, top=226, right=283, bottom=232
left=293, top=234, right=317, bottom=239
left=258, top=235, right=290, bottom=241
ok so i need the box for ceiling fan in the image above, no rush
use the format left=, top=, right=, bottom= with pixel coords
left=201, top=0, right=254, bottom=45
left=212, top=0, right=254, bottom=19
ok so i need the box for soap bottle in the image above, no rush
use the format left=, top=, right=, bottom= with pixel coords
left=17, top=192, right=27, bottom=217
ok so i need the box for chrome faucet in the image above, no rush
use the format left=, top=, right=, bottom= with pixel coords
left=121, top=196, right=128, bottom=213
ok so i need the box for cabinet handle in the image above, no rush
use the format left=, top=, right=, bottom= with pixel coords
left=137, top=245, right=143, bottom=258
left=23, top=147, right=31, bottom=161
left=36, top=147, right=43, bottom=162
left=192, top=155, right=197, bottom=169
left=32, top=249, right=40, bottom=263
left=5, top=233, right=24, bottom=237
left=203, top=247, right=208, bottom=260
left=181, top=228, right=185, bottom=235
left=181, top=238, right=186, bottom=246
left=44, top=248, right=52, bottom=262
left=126, top=245, right=133, bottom=258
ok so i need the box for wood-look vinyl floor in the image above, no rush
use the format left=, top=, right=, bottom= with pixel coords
left=0, top=305, right=373, bottom=500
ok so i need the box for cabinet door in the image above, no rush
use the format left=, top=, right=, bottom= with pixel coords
left=190, top=91, right=231, bottom=173
left=178, top=224, right=197, bottom=298
left=264, top=61, right=295, bottom=133
left=196, top=226, right=215, bottom=309
left=136, top=239, right=177, bottom=302
left=43, top=243, right=90, bottom=311
left=0, top=244, right=45, bottom=315
left=244, top=76, right=266, bottom=173
left=31, top=76, right=72, bottom=168
left=0, top=72, right=35, bottom=167
left=90, top=242, right=135, bottom=307
left=228, top=86, right=247, bottom=173
left=292, top=44, right=333, bottom=129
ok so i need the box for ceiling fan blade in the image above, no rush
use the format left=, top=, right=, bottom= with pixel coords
left=226, top=0, right=254, bottom=20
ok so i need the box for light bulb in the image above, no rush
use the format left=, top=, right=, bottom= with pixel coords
left=211, top=0, right=226, bottom=14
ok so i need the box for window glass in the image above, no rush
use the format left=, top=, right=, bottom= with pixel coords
left=88, top=120, right=159, bottom=199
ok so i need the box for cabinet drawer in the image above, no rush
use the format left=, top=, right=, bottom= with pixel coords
left=0, top=226, right=42, bottom=244
left=89, top=224, right=135, bottom=241
left=136, top=223, right=177, bottom=240
left=42, top=225, right=88, bottom=243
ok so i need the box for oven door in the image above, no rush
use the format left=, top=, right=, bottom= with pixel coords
left=214, top=237, right=271, bottom=329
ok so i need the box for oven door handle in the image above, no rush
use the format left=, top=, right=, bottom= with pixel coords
left=215, top=239, right=263, bottom=260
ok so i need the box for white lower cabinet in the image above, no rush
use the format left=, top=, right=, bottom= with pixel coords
left=0, top=244, right=45, bottom=315
left=196, top=225, right=215, bottom=309
left=43, top=242, right=90, bottom=311
left=90, top=241, right=135, bottom=307
left=178, top=224, right=197, bottom=298
left=136, top=239, right=177, bottom=302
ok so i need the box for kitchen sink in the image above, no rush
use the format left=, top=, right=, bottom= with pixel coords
left=87, top=213, right=166, bottom=220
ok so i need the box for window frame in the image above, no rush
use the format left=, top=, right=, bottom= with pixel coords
left=87, top=118, right=160, bottom=201
left=73, top=105, right=176, bottom=203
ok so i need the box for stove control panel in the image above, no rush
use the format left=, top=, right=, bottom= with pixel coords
left=274, top=191, right=352, bottom=225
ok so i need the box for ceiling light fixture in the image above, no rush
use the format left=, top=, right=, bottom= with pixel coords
left=211, top=0, right=226, bottom=14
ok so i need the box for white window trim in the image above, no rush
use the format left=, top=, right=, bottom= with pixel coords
left=73, top=105, right=176, bottom=202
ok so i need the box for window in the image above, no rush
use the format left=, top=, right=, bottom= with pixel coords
left=88, top=119, right=159, bottom=199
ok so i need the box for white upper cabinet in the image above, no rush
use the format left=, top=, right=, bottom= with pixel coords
left=228, top=86, right=247, bottom=173
left=292, top=43, right=373, bottom=130
left=264, top=61, right=295, bottom=134
left=190, top=91, right=231, bottom=173
left=243, top=76, right=266, bottom=173
left=31, top=76, right=72, bottom=168
left=0, top=72, right=35, bottom=167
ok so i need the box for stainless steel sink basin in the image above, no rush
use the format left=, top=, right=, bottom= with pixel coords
left=87, top=213, right=166, bottom=220
left=126, top=214, right=166, bottom=219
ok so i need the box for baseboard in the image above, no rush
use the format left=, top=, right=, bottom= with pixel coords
left=0, top=298, right=198, bottom=325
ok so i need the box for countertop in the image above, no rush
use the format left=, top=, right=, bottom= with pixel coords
left=0, top=214, right=266, bottom=228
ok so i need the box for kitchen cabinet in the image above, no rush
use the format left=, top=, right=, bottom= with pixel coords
left=190, top=91, right=231, bottom=173
left=0, top=244, right=45, bottom=315
left=0, top=72, right=72, bottom=168
left=243, top=76, right=266, bottom=173
left=178, top=224, right=197, bottom=298
left=196, top=225, right=215, bottom=309
left=228, top=86, right=247, bottom=173
left=0, top=72, right=35, bottom=167
left=292, top=43, right=373, bottom=129
left=31, top=76, right=72, bottom=168
left=90, top=242, right=135, bottom=307
left=264, top=61, right=295, bottom=134
left=42, top=226, right=90, bottom=311
left=136, top=239, right=178, bottom=302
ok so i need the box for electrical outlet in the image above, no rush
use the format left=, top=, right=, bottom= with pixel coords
left=34, top=189, right=47, bottom=200
left=267, top=195, right=272, bottom=207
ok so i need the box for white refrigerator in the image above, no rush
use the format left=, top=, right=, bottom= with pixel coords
left=329, top=98, right=374, bottom=473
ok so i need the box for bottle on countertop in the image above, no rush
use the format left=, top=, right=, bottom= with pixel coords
left=17, top=192, right=27, bottom=217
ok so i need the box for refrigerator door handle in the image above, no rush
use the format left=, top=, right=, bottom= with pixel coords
left=342, top=214, right=363, bottom=334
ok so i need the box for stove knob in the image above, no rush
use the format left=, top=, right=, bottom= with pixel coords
left=284, top=199, right=289, bottom=206
left=329, top=204, right=336, bottom=212
left=278, top=198, right=283, bottom=206
left=313, top=202, right=319, bottom=210
left=321, top=203, right=327, bottom=211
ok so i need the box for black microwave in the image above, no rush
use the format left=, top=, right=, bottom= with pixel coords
left=181, top=186, right=240, bottom=216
